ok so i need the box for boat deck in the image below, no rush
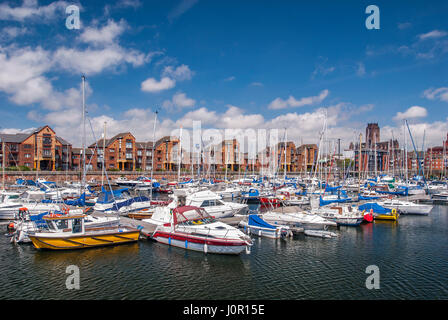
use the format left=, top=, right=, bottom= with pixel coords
left=94, top=213, right=247, bottom=239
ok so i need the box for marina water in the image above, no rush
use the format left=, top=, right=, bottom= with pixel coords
left=1, top=204, right=447, bottom=300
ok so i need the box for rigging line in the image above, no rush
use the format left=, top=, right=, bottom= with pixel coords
left=86, top=115, right=119, bottom=212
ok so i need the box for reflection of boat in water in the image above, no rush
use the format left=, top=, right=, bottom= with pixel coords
left=28, top=213, right=140, bottom=250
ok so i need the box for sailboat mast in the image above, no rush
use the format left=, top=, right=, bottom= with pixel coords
left=178, top=126, right=182, bottom=182
left=81, top=75, right=86, bottom=192
left=284, top=129, right=287, bottom=181
left=149, top=110, right=158, bottom=201
left=101, top=121, right=106, bottom=186
left=358, top=133, right=362, bottom=195
left=1, top=138, right=4, bottom=190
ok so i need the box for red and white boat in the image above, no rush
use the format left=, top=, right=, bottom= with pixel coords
left=146, top=205, right=253, bottom=255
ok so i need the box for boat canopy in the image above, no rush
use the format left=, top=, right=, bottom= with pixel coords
left=15, top=179, right=37, bottom=186
left=172, top=206, right=211, bottom=225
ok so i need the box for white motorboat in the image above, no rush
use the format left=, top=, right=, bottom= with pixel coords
left=0, top=191, right=61, bottom=220
left=146, top=205, right=253, bottom=255
left=261, top=207, right=337, bottom=229
left=312, top=205, right=365, bottom=226
left=378, top=199, right=433, bottom=215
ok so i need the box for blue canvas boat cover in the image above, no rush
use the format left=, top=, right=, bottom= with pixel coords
left=96, top=187, right=129, bottom=204
left=358, top=202, right=392, bottom=214
left=248, top=214, right=276, bottom=229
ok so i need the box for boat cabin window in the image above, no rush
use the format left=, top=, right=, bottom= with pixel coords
left=55, top=219, right=69, bottom=230
left=46, top=221, right=57, bottom=231
left=72, top=219, right=82, bottom=233
left=200, top=200, right=212, bottom=207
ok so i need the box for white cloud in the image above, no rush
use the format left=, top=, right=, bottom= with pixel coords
left=0, top=0, right=70, bottom=22
left=162, top=64, right=194, bottom=81
left=268, top=89, right=329, bottom=110
left=393, top=106, right=428, bottom=121
left=141, top=77, right=176, bottom=93
left=53, top=43, right=150, bottom=75
left=250, top=82, right=263, bottom=87
left=224, top=76, right=235, bottom=82
left=423, top=87, right=448, bottom=102
left=418, top=30, right=448, bottom=40
left=163, top=92, right=196, bottom=110
left=79, top=19, right=127, bottom=46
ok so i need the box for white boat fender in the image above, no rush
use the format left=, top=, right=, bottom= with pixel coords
left=245, top=245, right=251, bottom=254
left=204, top=242, right=208, bottom=254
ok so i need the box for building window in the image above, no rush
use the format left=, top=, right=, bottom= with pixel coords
left=42, top=149, right=51, bottom=157
left=126, top=140, right=132, bottom=149
left=146, top=151, right=152, bottom=156
left=137, top=150, right=142, bottom=156
left=110, top=156, right=114, bottom=160
left=126, top=153, right=132, bottom=160
left=109, top=148, right=114, bottom=153
left=25, top=154, right=31, bottom=158
left=24, top=144, right=32, bottom=149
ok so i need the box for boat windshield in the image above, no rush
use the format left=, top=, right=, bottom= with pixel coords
left=173, top=206, right=213, bottom=225
left=180, top=217, right=216, bottom=226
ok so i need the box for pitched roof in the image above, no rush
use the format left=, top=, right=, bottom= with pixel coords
left=89, top=132, right=134, bottom=148
left=56, top=136, right=71, bottom=146
left=0, top=133, right=31, bottom=143
left=136, top=141, right=154, bottom=149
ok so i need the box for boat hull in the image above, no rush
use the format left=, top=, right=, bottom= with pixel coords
left=152, top=231, right=249, bottom=255
left=374, top=213, right=399, bottom=221
left=29, top=229, right=140, bottom=250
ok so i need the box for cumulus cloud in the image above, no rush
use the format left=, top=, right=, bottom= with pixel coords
left=163, top=92, right=196, bottom=111
left=141, top=77, right=176, bottom=93
left=268, top=89, right=329, bottom=110
left=79, top=19, right=127, bottom=45
left=393, top=106, right=428, bottom=121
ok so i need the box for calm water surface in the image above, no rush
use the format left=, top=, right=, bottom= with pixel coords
left=1, top=205, right=447, bottom=300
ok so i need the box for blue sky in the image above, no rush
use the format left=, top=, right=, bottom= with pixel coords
left=0, top=0, right=447, bottom=149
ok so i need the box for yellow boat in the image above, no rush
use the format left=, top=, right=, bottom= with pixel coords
left=28, top=213, right=140, bottom=250
left=373, top=209, right=399, bottom=221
